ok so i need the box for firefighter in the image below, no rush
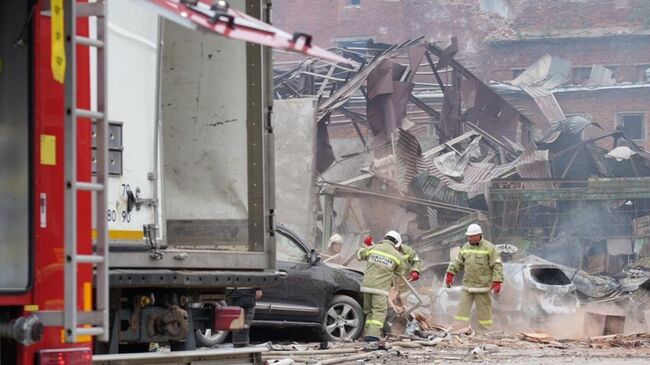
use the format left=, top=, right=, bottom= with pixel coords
left=226, top=288, right=263, bottom=347
left=322, top=233, right=344, bottom=264
left=391, top=242, right=423, bottom=310
left=356, top=230, right=407, bottom=341
left=445, top=224, right=503, bottom=331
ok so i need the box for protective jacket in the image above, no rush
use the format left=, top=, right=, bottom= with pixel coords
left=400, top=244, right=423, bottom=273
left=447, top=239, right=503, bottom=293
left=357, top=240, right=406, bottom=295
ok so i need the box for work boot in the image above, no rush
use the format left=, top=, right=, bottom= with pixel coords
left=364, top=335, right=380, bottom=342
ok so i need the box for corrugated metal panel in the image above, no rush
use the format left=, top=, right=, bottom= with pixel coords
left=523, top=86, right=565, bottom=124
left=395, top=129, right=552, bottom=206
left=395, top=129, right=423, bottom=191
left=411, top=173, right=469, bottom=207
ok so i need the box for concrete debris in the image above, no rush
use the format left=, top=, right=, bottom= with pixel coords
left=265, top=360, right=295, bottom=365
left=470, top=343, right=500, bottom=359
left=588, top=333, right=650, bottom=349
left=519, top=332, right=555, bottom=343
left=313, top=353, right=372, bottom=365
left=583, top=312, right=626, bottom=337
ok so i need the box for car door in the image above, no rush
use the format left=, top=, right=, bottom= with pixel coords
left=255, top=230, right=325, bottom=322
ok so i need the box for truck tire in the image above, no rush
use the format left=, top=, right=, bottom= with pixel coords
left=320, top=294, right=364, bottom=342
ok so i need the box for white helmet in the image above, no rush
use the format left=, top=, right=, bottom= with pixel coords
left=328, top=233, right=344, bottom=248
left=384, top=230, right=402, bottom=247
left=466, top=224, right=482, bottom=236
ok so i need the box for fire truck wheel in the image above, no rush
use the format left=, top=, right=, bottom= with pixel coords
left=319, top=294, right=364, bottom=342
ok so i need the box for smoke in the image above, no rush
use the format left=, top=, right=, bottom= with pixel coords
left=525, top=200, right=636, bottom=268
left=539, top=301, right=648, bottom=339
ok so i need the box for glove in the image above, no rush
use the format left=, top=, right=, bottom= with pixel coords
left=409, top=271, right=420, bottom=281
left=363, top=235, right=374, bottom=247
left=444, top=272, right=454, bottom=288
left=491, top=281, right=502, bottom=294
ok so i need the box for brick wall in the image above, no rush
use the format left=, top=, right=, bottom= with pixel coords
left=485, top=37, right=650, bottom=83
left=508, top=0, right=646, bottom=33
left=273, top=0, right=650, bottom=79
left=272, top=0, right=650, bottom=145
left=504, top=88, right=650, bottom=150
left=557, top=88, right=650, bottom=150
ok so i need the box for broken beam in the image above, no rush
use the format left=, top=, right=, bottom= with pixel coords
left=324, top=183, right=480, bottom=214
left=409, top=94, right=441, bottom=119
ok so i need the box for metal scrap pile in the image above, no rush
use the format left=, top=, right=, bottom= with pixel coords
left=275, top=38, right=545, bottom=254
left=274, top=40, right=650, bottom=333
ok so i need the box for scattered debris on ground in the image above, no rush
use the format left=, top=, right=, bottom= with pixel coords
left=260, top=329, right=650, bottom=364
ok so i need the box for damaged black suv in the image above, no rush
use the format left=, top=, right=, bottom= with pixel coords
left=195, top=225, right=364, bottom=346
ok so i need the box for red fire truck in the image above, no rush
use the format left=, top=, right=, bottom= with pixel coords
left=0, top=1, right=353, bottom=364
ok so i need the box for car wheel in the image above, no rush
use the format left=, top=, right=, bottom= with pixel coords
left=195, top=328, right=228, bottom=347
left=320, top=294, right=364, bottom=342
left=194, top=301, right=229, bottom=347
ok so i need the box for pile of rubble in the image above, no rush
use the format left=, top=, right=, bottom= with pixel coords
left=262, top=330, right=650, bottom=365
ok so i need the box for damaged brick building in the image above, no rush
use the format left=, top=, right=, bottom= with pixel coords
left=271, top=0, right=650, bottom=275
left=274, top=0, right=650, bottom=149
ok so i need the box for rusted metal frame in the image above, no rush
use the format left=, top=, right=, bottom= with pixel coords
left=552, top=131, right=619, bottom=158
left=273, top=61, right=305, bottom=82
left=490, top=188, right=650, bottom=201
left=463, top=124, right=509, bottom=161
left=297, top=70, right=347, bottom=82
left=317, top=110, right=331, bottom=125
left=449, top=67, right=462, bottom=137
left=325, top=182, right=481, bottom=214
left=338, top=107, right=368, bottom=148
left=426, top=43, right=535, bottom=129
left=302, top=64, right=316, bottom=96
left=481, top=149, right=497, bottom=163
left=615, top=127, right=643, bottom=152
left=316, top=66, right=334, bottom=98
left=630, top=158, right=641, bottom=177
left=359, top=85, right=369, bottom=100
left=425, top=52, right=449, bottom=104
left=408, top=94, right=441, bottom=119
left=276, top=81, right=302, bottom=97
left=427, top=43, right=474, bottom=84
left=420, top=55, right=451, bottom=141
left=422, top=131, right=479, bottom=158
left=492, top=178, right=587, bottom=184
left=335, top=56, right=366, bottom=146
left=461, top=119, right=518, bottom=158
left=561, top=146, right=582, bottom=178
left=338, top=107, right=366, bottom=121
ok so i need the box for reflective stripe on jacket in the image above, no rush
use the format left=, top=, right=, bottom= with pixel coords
left=357, top=240, right=406, bottom=292
left=400, top=244, right=423, bottom=273
left=447, top=239, right=504, bottom=292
